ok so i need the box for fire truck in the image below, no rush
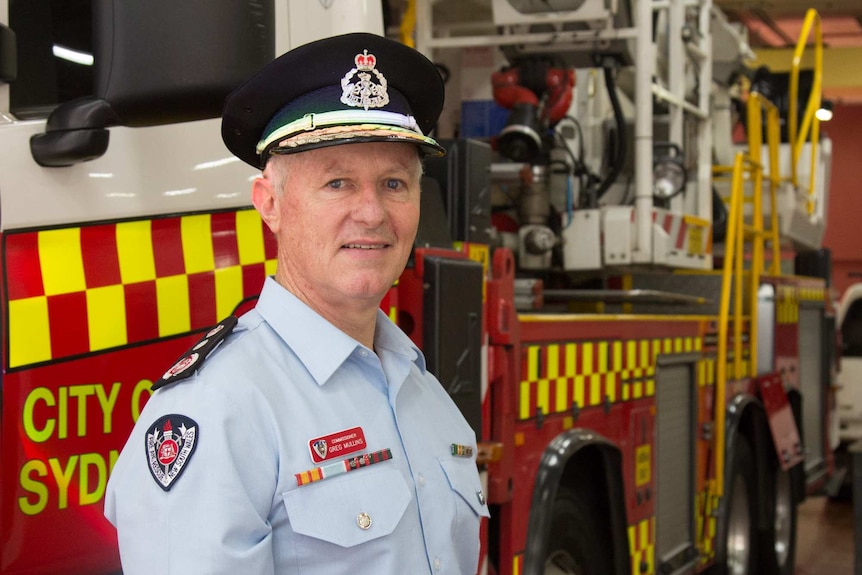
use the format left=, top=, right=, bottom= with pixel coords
left=0, top=1, right=836, bottom=574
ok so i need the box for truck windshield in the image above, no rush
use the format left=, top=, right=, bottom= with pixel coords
left=9, top=0, right=92, bottom=119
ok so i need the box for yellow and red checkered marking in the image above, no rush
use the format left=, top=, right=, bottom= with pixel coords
left=5, top=209, right=277, bottom=369
left=774, top=283, right=823, bottom=325
left=697, top=357, right=716, bottom=387
left=696, top=490, right=719, bottom=563
left=519, top=337, right=701, bottom=420
left=628, top=518, right=655, bottom=575
left=776, top=285, right=799, bottom=325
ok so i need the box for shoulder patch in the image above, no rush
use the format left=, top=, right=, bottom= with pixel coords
left=153, top=316, right=238, bottom=390
left=146, top=414, right=199, bottom=491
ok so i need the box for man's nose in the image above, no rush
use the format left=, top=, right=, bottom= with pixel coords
left=352, top=183, right=387, bottom=225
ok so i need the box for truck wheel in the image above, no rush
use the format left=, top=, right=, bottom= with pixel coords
left=544, top=486, right=613, bottom=574
left=759, top=462, right=797, bottom=575
left=722, top=436, right=758, bottom=575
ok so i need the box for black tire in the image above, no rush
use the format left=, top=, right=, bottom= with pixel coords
left=719, top=436, right=759, bottom=575
left=544, top=486, right=613, bottom=575
left=758, top=460, right=798, bottom=575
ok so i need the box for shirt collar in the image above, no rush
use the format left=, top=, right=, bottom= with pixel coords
left=374, top=308, right=427, bottom=374
left=255, top=277, right=425, bottom=385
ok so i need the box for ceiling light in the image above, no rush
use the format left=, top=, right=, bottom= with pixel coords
left=816, top=100, right=833, bottom=122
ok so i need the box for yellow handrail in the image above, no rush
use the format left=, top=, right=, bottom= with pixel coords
left=712, top=89, right=783, bottom=496
left=714, top=152, right=746, bottom=497
left=711, top=10, right=810, bottom=512
left=766, top=100, right=781, bottom=276
left=746, top=94, right=763, bottom=380
left=788, top=8, right=823, bottom=216
left=744, top=91, right=783, bottom=379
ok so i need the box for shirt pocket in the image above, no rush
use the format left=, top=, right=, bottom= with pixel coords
left=282, top=466, right=410, bottom=548
left=439, top=457, right=491, bottom=519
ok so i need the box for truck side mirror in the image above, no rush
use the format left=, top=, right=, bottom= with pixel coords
left=29, top=0, right=274, bottom=166
left=30, top=96, right=118, bottom=167
left=0, top=23, right=15, bottom=83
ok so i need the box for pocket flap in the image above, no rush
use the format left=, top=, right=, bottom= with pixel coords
left=439, top=458, right=491, bottom=518
left=283, top=467, right=410, bottom=547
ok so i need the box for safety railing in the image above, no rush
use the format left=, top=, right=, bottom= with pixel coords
left=709, top=6, right=823, bottom=499
left=788, top=8, right=823, bottom=217
left=712, top=153, right=744, bottom=497
left=711, top=88, right=783, bottom=496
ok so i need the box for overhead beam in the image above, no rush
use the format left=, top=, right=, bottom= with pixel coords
left=751, top=8, right=795, bottom=47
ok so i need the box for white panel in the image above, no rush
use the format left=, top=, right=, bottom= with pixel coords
left=757, top=284, right=776, bottom=375
left=799, top=307, right=824, bottom=473
left=0, top=119, right=258, bottom=231
left=285, top=0, right=384, bottom=50
left=602, top=206, right=633, bottom=265
left=561, top=209, right=601, bottom=270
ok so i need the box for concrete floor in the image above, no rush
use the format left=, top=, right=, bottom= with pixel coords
left=796, top=495, right=855, bottom=574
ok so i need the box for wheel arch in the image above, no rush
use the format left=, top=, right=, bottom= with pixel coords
left=522, top=428, right=629, bottom=575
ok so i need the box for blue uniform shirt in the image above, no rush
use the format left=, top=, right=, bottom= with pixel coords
left=105, top=277, right=489, bottom=574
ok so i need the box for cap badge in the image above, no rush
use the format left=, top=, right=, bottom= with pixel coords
left=340, top=49, right=389, bottom=111
left=146, top=414, right=199, bottom=491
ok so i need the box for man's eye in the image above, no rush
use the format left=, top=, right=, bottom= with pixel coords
left=385, top=179, right=404, bottom=190
left=327, top=179, right=344, bottom=189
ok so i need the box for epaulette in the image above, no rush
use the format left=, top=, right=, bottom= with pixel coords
left=152, top=316, right=238, bottom=390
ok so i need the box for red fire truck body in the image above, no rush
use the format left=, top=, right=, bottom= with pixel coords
left=396, top=240, right=832, bottom=575
left=3, top=210, right=275, bottom=572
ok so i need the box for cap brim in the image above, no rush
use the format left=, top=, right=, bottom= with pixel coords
left=266, top=124, right=446, bottom=157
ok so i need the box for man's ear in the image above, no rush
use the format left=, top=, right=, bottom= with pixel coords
left=252, top=176, right=280, bottom=234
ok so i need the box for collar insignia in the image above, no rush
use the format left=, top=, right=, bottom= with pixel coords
left=340, top=50, right=389, bottom=111
left=146, top=414, right=199, bottom=491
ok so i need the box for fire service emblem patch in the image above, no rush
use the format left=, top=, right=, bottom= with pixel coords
left=146, top=414, right=199, bottom=491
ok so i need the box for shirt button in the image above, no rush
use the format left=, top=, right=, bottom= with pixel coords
left=356, top=512, right=372, bottom=530
left=359, top=349, right=368, bottom=357
left=418, top=474, right=425, bottom=487
left=433, top=558, right=441, bottom=571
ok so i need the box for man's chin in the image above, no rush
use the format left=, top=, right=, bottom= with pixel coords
left=339, top=280, right=397, bottom=305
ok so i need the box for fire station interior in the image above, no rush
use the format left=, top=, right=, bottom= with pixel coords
left=418, top=0, right=862, bottom=570
left=424, top=1, right=862, bottom=571
left=698, top=3, right=861, bottom=574
left=4, top=0, right=862, bottom=574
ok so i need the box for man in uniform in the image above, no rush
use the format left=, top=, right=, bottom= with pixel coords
left=105, top=32, right=489, bottom=574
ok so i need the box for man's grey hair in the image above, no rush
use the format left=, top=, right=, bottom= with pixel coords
left=262, top=154, right=290, bottom=196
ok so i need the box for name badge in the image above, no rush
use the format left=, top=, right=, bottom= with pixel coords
left=308, top=426, right=366, bottom=463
